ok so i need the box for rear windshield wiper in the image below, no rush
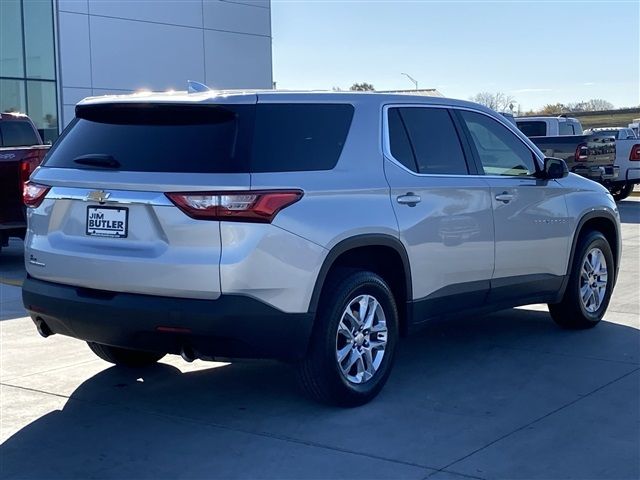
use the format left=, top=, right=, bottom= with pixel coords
left=73, top=154, right=121, bottom=169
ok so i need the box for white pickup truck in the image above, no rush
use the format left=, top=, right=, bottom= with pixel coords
left=585, top=127, right=640, bottom=201
left=515, top=115, right=583, bottom=137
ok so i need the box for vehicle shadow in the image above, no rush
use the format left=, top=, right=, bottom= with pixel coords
left=1, top=308, right=638, bottom=478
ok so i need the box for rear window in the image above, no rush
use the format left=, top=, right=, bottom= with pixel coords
left=516, top=121, right=546, bottom=137
left=43, top=103, right=354, bottom=173
left=559, top=122, right=575, bottom=136
left=0, top=120, right=39, bottom=147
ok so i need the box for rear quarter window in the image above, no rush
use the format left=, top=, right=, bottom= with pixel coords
left=251, top=103, right=354, bottom=172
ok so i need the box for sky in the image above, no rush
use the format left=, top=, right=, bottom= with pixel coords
left=271, top=0, right=640, bottom=111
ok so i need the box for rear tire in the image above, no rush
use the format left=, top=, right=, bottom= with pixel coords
left=611, top=183, right=633, bottom=201
left=297, top=270, right=399, bottom=407
left=548, top=231, right=614, bottom=329
left=87, top=342, right=165, bottom=367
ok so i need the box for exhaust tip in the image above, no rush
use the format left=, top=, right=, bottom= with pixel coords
left=35, top=317, right=53, bottom=338
left=180, top=345, right=197, bottom=363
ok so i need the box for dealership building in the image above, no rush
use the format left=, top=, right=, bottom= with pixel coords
left=0, top=0, right=273, bottom=142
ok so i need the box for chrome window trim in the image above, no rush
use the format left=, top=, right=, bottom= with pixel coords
left=381, top=103, right=545, bottom=179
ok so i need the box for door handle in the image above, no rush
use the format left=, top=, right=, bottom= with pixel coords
left=397, top=193, right=421, bottom=206
left=495, top=192, right=514, bottom=204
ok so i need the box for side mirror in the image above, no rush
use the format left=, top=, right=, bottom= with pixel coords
left=542, top=157, right=568, bottom=179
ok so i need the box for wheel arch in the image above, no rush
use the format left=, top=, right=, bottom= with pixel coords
left=560, top=210, right=621, bottom=298
left=308, top=235, right=413, bottom=333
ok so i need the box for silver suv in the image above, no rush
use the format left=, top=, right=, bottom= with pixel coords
left=22, top=91, right=621, bottom=406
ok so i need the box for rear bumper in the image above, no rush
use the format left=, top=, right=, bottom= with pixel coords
left=605, top=168, right=640, bottom=186
left=573, top=165, right=619, bottom=182
left=22, top=277, right=314, bottom=361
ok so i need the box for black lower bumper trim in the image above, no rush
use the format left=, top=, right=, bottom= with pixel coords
left=22, top=277, right=314, bottom=361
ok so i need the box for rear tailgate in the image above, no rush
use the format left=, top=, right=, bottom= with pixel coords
left=584, top=134, right=616, bottom=167
left=26, top=100, right=255, bottom=299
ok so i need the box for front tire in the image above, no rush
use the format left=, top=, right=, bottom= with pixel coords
left=87, top=342, right=165, bottom=367
left=297, top=270, right=399, bottom=407
left=549, top=231, right=614, bottom=329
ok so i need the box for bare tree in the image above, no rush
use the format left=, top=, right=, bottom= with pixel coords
left=349, top=82, right=375, bottom=92
left=585, top=99, right=614, bottom=111
left=469, top=92, right=515, bottom=112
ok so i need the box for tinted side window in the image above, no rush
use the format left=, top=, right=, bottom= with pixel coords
left=559, top=122, right=574, bottom=135
left=388, top=108, right=417, bottom=172
left=516, top=121, right=547, bottom=137
left=0, top=120, right=39, bottom=147
left=390, top=107, right=468, bottom=175
left=252, top=104, right=354, bottom=172
left=461, top=110, right=537, bottom=176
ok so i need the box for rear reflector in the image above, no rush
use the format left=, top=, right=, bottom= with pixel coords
left=630, top=144, right=640, bottom=161
left=166, top=190, right=303, bottom=223
left=23, top=182, right=50, bottom=208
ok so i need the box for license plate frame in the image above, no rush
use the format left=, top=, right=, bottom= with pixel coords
left=86, top=206, right=129, bottom=238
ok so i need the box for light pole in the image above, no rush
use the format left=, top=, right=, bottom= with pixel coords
left=401, top=73, right=418, bottom=91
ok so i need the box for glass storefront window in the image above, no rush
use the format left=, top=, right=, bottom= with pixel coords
left=1, top=0, right=58, bottom=142
left=0, top=0, right=25, bottom=78
left=23, top=0, right=55, bottom=80
left=0, top=78, right=27, bottom=114
left=27, top=80, right=57, bottom=143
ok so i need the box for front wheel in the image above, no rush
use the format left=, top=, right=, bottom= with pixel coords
left=87, top=342, right=165, bottom=367
left=549, top=231, right=614, bottom=329
left=297, top=270, right=399, bottom=407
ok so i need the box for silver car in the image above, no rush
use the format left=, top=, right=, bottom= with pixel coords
left=22, top=91, right=621, bottom=406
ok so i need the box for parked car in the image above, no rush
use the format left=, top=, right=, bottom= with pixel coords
left=516, top=115, right=618, bottom=186
left=0, top=112, right=50, bottom=253
left=585, top=127, right=636, bottom=140
left=515, top=115, right=583, bottom=137
left=585, top=127, right=640, bottom=200
left=22, top=91, right=621, bottom=406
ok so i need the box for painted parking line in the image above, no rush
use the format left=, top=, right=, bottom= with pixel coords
left=0, top=278, right=24, bottom=287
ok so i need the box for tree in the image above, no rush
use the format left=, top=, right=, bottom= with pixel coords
left=540, top=103, right=567, bottom=115
left=469, top=92, right=515, bottom=112
left=584, top=99, right=614, bottom=111
left=349, top=82, right=375, bottom=92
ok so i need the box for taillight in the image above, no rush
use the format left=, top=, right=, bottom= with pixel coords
left=630, top=144, right=640, bottom=161
left=20, top=151, right=41, bottom=185
left=23, top=182, right=51, bottom=208
left=166, top=190, right=303, bottom=223
left=575, top=143, right=589, bottom=162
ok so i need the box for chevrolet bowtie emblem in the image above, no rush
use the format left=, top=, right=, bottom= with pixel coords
left=87, top=190, right=111, bottom=204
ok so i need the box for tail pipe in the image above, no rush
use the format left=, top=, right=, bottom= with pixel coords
left=180, top=344, right=197, bottom=363
left=34, top=317, right=53, bottom=338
